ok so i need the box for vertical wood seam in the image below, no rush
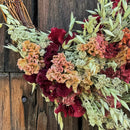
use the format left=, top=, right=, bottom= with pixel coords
left=9, top=72, right=13, bottom=130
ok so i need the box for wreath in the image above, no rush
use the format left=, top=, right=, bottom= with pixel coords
left=0, top=0, right=130, bottom=129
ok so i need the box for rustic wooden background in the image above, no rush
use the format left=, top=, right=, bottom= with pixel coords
left=0, top=0, right=99, bottom=130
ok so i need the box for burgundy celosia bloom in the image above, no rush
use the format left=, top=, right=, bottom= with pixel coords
left=23, top=74, right=37, bottom=83
left=36, top=69, right=49, bottom=85
left=100, top=67, right=117, bottom=79
left=55, top=97, right=86, bottom=117
left=48, top=28, right=66, bottom=45
left=116, top=63, right=130, bottom=83
left=36, top=68, right=72, bottom=101
left=106, top=95, right=121, bottom=108
left=44, top=43, right=59, bottom=69
left=100, top=63, right=130, bottom=83
left=48, top=27, right=75, bottom=45
left=45, top=42, right=59, bottom=55
left=36, top=68, right=52, bottom=97
left=56, top=83, right=72, bottom=97
left=72, top=97, right=86, bottom=117
left=55, top=103, right=68, bottom=117
left=47, top=84, right=72, bottom=102
left=104, top=42, right=120, bottom=59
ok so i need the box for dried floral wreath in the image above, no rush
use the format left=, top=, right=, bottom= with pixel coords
left=0, top=0, right=130, bottom=129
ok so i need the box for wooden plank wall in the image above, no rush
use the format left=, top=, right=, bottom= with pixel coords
left=0, top=0, right=98, bottom=130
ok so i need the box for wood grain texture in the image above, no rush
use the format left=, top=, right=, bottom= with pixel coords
left=10, top=73, right=48, bottom=130
left=0, top=73, right=11, bottom=130
left=0, top=12, right=5, bottom=72
left=9, top=73, right=59, bottom=130
left=0, top=73, right=48, bottom=130
left=38, top=0, right=97, bottom=31
left=62, top=116, right=78, bottom=130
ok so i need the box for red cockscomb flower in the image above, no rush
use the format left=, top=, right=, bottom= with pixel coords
left=100, top=67, right=117, bottom=79
left=116, top=63, right=130, bottom=83
left=55, top=97, right=86, bottom=117
left=44, top=42, right=59, bottom=68
left=48, top=27, right=75, bottom=45
left=100, top=63, right=130, bottom=83
left=23, top=74, right=37, bottom=83
left=56, top=83, right=72, bottom=97
left=104, top=42, right=120, bottom=59
left=36, top=69, right=50, bottom=85
left=48, top=28, right=66, bottom=45
left=36, top=69, right=72, bottom=101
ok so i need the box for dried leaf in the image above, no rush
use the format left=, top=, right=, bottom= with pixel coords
left=32, top=83, right=36, bottom=94
left=123, top=7, right=130, bottom=19
left=104, top=2, right=113, bottom=7
left=86, top=10, right=97, bottom=15
left=58, top=112, right=63, bottom=130
left=120, top=100, right=130, bottom=111
left=4, top=44, right=19, bottom=52
left=76, top=35, right=85, bottom=44
left=103, top=29, right=115, bottom=37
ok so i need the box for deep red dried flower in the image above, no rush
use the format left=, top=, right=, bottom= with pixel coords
left=116, top=63, right=130, bottom=83
left=23, top=74, right=37, bottom=83
left=100, top=63, right=130, bottom=83
left=36, top=68, right=72, bottom=101
left=56, top=83, right=72, bottom=97
left=48, top=28, right=75, bottom=45
left=45, top=42, right=59, bottom=54
left=48, top=28, right=66, bottom=45
left=44, top=43, right=59, bottom=69
left=36, top=69, right=49, bottom=85
left=55, top=97, right=86, bottom=117
left=100, top=67, right=117, bottom=79
left=55, top=103, right=68, bottom=117
left=104, top=42, right=120, bottom=59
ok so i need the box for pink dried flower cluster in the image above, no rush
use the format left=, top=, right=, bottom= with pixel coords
left=46, top=53, right=80, bottom=92
left=77, top=35, right=108, bottom=58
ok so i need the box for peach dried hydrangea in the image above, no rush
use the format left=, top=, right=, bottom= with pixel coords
left=46, top=53, right=81, bottom=93
left=17, top=40, right=44, bottom=75
left=77, top=35, right=108, bottom=58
